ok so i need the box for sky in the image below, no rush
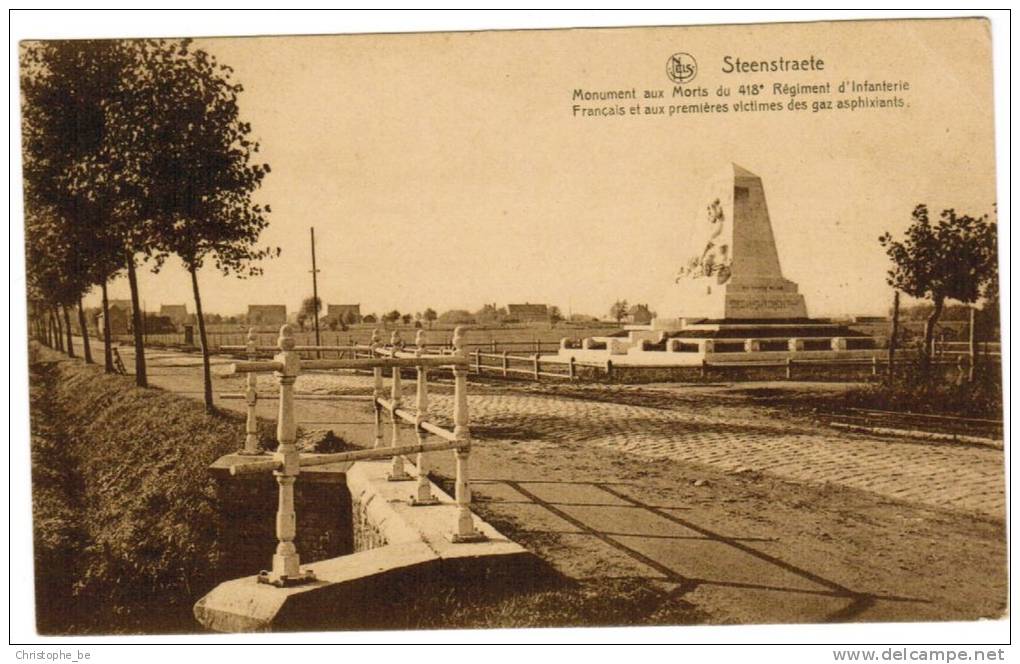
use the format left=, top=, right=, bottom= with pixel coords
left=79, top=18, right=997, bottom=319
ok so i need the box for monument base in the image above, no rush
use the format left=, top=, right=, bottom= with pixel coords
left=659, top=276, right=808, bottom=324
left=552, top=317, right=880, bottom=368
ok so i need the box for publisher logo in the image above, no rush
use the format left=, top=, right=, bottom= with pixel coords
left=666, top=52, right=697, bottom=84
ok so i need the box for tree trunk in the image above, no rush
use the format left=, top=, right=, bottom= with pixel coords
left=77, top=298, right=94, bottom=364
left=189, top=265, right=214, bottom=412
left=921, top=296, right=944, bottom=372
left=965, top=305, right=976, bottom=383
left=53, top=307, right=64, bottom=352
left=101, top=280, right=114, bottom=373
left=887, top=290, right=900, bottom=382
left=125, top=253, right=148, bottom=387
left=62, top=305, right=76, bottom=358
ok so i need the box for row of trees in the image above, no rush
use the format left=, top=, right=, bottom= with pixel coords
left=23, top=39, right=276, bottom=410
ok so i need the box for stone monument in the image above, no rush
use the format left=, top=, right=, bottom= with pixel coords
left=547, top=163, right=880, bottom=369
left=657, top=163, right=807, bottom=325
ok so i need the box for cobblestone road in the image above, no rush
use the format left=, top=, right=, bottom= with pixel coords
left=284, top=371, right=1005, bottom=518
left=127, top=344, right=1005, bottom=518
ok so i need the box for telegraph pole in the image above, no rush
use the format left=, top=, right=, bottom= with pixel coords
left=310, top=227, right=322, bottom=357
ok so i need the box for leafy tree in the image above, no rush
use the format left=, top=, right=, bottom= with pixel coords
left=383, top=310, right=401, bottom=325
left=879, top=205, right=997, bottom=368
left=475, top=303, right=507, bottom=325
left=548, top=306, right=563, bottom=327
left=300, top=296, right=323, bottom=320
left=119, top=38, right=276, bottom=411
left=609, top=299, right=629, bottom=323
left=437, top=309, right=475, bottom=325
left=422, top=307, right=438, bottom=329
left=401, top=313, right=413, bottom=325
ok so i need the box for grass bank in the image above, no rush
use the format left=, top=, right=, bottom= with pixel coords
left=28, top=344, right=256, bottom=634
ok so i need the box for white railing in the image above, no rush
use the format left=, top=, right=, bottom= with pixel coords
left=223, top=324, right=484, bottom=587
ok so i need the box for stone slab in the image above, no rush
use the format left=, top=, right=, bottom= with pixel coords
left=195, top=458, right=535, bottom=632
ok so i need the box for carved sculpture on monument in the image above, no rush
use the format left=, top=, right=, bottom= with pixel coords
left=659, top=164, right=808, bottom=324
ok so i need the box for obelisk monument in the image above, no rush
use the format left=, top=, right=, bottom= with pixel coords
left=657, top=164, right=808, bottom=325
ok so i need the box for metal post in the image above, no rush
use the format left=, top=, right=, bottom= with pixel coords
left=410, top=330, right=438, bottom=505
left=449, top=326, right=484, bottom=542
left=241, top=327, right=261, bottom=455
left=371, top=329, right=384, bottom=448
left=259, top=325, right=314, bottom=586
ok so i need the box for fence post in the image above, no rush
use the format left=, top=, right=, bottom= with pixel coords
left=871, top=355, right=878, bottom=377
left=388, top=331, right=411, bottom=481
left=785, top=357, right=792, bottom=380
left=242, top=328, right=261, bottom=455
left=606, top=358, right=614, bottom=382
left=371, top=329, right=384, bottom=448
left=502, top=351, right=509, bottom=377
left=700, top=358, right=707, bottom=380
left=411, top=331, right=438, bottom=505
left=474, top=349, right=482, bottom=374
left=491, top=339, right=497, bottom=353
left=260, top=324, right=314, bottom=586
left=533, top=354, right=540, bottom=380
left=450, top=326, right=484, bottom=541
left=569, top=355, right=576, bottom=380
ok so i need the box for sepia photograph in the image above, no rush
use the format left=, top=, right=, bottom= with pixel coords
left=11, top=10, right=1009, bottom=649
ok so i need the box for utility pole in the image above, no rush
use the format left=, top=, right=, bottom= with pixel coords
left=310, top=227, right=322, bottom=357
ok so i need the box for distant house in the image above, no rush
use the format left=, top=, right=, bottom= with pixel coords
left=142, top=313, right=177, bottom=334
left=507, top=303, right=549, bottom=323
left=247, top=304, right=287, bottom=326
left=159, top=304, right=189, bottom=327
left=327, top=304, right=362, bottom=324
left=627, top=304, right=654, bottom=325
left=95, top=299, right=133, bottom=336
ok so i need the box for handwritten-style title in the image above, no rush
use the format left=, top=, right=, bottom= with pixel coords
left=721, top=55, right=825, bottom=73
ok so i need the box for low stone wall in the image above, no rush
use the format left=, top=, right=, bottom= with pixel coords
left=208, top=456, right=354, bottom=579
